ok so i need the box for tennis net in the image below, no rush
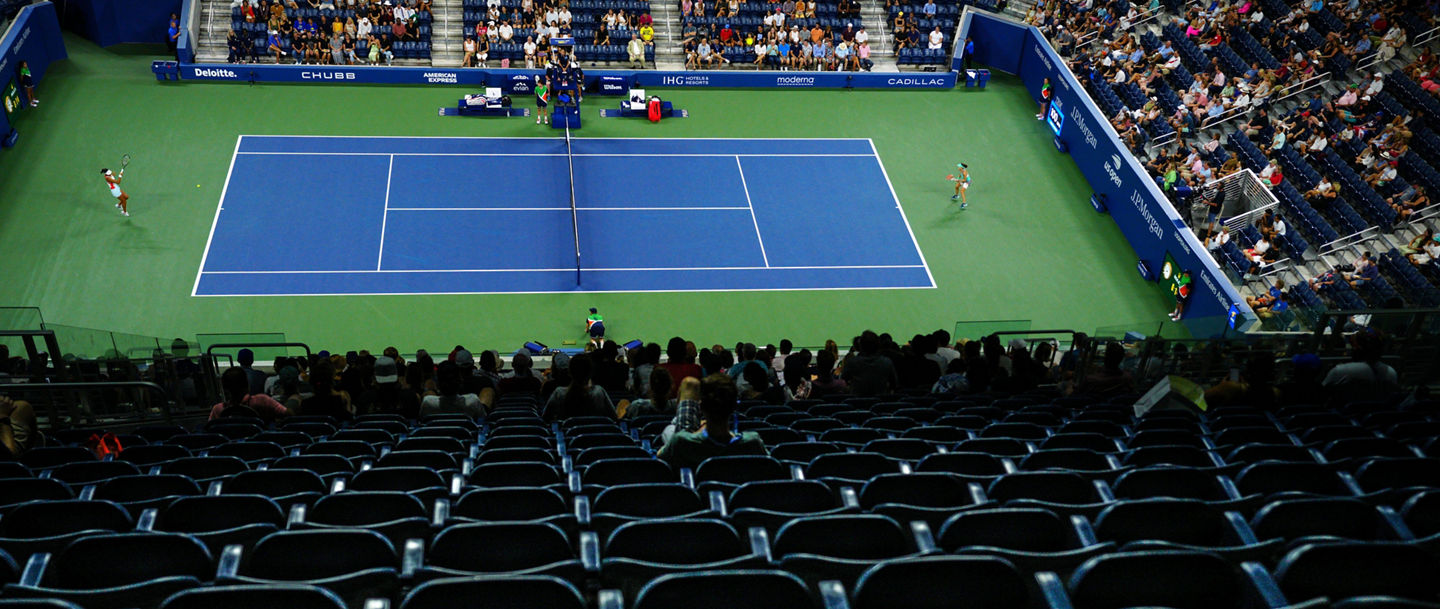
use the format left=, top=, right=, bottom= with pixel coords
left=565, top=124, right=580, bottom=286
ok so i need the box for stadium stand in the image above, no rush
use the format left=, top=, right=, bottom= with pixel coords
left=2, top=321, right=1440, bottom=609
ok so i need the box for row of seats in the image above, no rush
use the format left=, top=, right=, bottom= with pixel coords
left=1, top=512, right=1437, bottom=608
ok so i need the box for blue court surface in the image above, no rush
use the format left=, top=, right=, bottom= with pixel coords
left=193, top=136, right=933, bottom=296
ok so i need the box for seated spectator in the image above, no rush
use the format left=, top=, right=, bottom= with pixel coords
left=842, top=330, right=897, bottom=396
left=1322, top=330, right=1398, bottom=406
left=211, top=365, right=288, bottom=421
left=1246, top=279, right=1286, bottom=310
left=628, top=35, right=646, bottom=67
left=625, top=367, right=676, bottom=418
left=300, top=359, right=353, bottom=421
left=657, top=373, right=766, bottom=470
left=927, top=26, right=944, bottom=50
left=1075, top=342, right=1133, bottom=395
left=931, top=359, right=969, bottom=395
left=0, top=393, right=38, bottom=457
left=1402, top=227, right=1436, bottom=256
left=498, top=352, right=542, bottom=395
left=1389, top=184, right=1430, bottom=221
left=1408, top=235, right=1440, bottom=266
left=1345, top=251, right=1380, bottom=287
left=1205, top=224, right=1231, bottom=252
left=543, top=354, right=617, bottom=421
left=422, top=360, right=486, bottom=418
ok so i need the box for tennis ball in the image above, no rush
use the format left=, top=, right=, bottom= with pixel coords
left=196, top=184, right=201, bottom=188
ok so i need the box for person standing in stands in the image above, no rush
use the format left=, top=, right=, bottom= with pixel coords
left=657, top=373, right=766, bottom=470
left=167, top=14, right=180, bottom=54
left=963, top=37, right=975, bottom=69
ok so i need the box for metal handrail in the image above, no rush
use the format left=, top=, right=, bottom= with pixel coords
left=1320, top=226, right=1382, bottom=254
left=204, top=342, right=313, bottom=358
left=5, top=381, right=176, bottom=430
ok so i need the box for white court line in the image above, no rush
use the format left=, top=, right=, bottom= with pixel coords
left=194, top=284, right=937, bottom=298
left=234, top=151, right=872, bottom=158
left=735, top=156, right=770, bottom=268
left=869, top=138, right=937, bottom=290
left=240, top=135, right=871, bottom=141
left=386, top=206, right=752, bottom=212
left=376, top=154, right=394, bottom=271
left=200, top=264, right=927, bottom=275
left=191, top=135, right=244, bottom=297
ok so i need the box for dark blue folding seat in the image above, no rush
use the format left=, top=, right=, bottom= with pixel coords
left=1234, top=461, right=1359, bottom=498
left=2, top=532, right=213, bottom=608
left=116, top=444, right=192, bottom=467
left=159, top=456, right=249, bottom=483
left=297, top=491, right=430, bottom=550
left=937, top=507, right=1112, bottom=577
left=1048, top=550, right=1284, bottom=609
left=93, top=474, right=203, bottom=516
left=401, top=575, right=587, bottom=609
left=450, top=486, right=574, bottom=530
left=859, top=472, right=984, bottom=529
left=220, top=469, right=328, bottom=508
left=805, top=452, right=901, bottom=491
left=0, top=500, right=134, bottom=560
left=987, top=471, right=1112, bottom=518
left=772, top=514, right=916, bottom=590
left=159, top=584, right=349, bottom=609
left=151, top=495, right=286, bottom=555
left=602, top=519, right=764, bottom=599
left=416, top=522, right=588, bottom=586
left=591, top=483, right=710, bottom=538
left=47, top=460, right=142, bottom=486
left=1249, top=497, right=1406, bottom=545
left=1274, top=542, right=1440, bottom=606
left=851, top=555, right=1033, bottom=609
left=19, top=447, right=97, bottom=470
left=694, top=455, right=790, bottom=494
left=208, top=441, right=287, bottom=464
left=632, top=570, right=821, bottom=609
left=218, top=529, right=401, bottom=607
left=1092, top=498, right=1278, bottom=562
left=728, top=480, right=849, bottom=536
left=582, top=457, right=675, bottom=488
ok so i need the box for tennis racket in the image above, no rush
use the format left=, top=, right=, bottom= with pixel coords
left=946, top=174, right=956, bottom=181
left=120, top=154, right=131, bottom=175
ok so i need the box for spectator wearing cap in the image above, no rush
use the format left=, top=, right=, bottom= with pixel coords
left=658, top=373, right=766, bottom=470
left=452, top=348, right=497, bottom=404
left=541, top=352, right=572, bottom=401
left=372, top=355, right=411, bottom=415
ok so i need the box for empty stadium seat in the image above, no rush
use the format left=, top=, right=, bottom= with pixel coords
left=2, top=532, right=214, bottom=608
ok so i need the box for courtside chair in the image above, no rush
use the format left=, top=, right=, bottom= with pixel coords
left=2, top=532, right=215, bottom=609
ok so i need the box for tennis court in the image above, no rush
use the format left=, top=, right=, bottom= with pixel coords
left=193, top=135, right=934, bottom=296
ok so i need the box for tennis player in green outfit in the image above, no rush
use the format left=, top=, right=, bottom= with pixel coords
left=950, top=163, right=970, bottom=209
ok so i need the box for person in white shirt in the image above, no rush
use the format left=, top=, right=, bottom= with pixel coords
left=1364, top=73, right=1384, bottom=98
left=628, top=36, right=646, bottom=67
left=524, top=36, right=537, bottom=67
left=558, top=7, right=572, bottom=23
left=790, top=25, right=801, bottom=43
left=854, top=25, right=867, bottom=44
left=754, top=41, right=768, bottom=67
left=545, top=7, right=560, bottom=23
left=1206, top=225, right=1231, bottom=252
left=357, top=16, right=372, bottom=38
left=499, top=22, right=514, bottom=41
left=928, top=26, right=943, bottom=49
left=463, top=36, right=477, bottom=66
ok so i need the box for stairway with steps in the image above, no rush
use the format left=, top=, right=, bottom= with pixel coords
left=431, top=0, right=463, bottom=66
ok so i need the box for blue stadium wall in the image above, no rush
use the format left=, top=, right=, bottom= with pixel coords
left=0, top=2, right=68, bottom=147
left=60, top=0, right=182, bottom=47
left=177, top=63, right=956, bottom=89
left=959, top=10, right=1253, bottom=336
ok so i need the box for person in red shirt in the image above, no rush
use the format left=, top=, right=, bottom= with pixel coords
left=719, top=23, right=734, bottom=45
